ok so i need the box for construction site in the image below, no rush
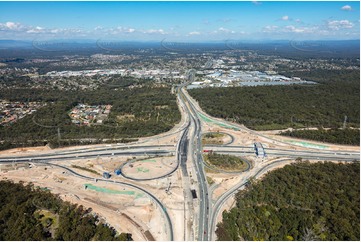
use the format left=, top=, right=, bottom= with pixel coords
left=0, top=153, right=185, bottom=241
left=0, top=87, right=359, bottom=241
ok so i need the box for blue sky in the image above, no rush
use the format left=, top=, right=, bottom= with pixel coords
left=0, top=1, right=359, bottom=41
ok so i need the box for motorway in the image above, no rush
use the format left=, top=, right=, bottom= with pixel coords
left=203, top=145, right=360, bottom=161
left=180, top=87, right=360, bottom=241
left=0, top=86, right=192, bottom=241
left=178, top=85, right=211, bottom=241
left=0, top=81, right=360, bottom=241
left=0, top=145, right=174, bottom=162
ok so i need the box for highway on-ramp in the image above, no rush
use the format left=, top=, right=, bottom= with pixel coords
left=1, top=81, right=360, bottom=241
left=181, top=86, right=360, bottom=241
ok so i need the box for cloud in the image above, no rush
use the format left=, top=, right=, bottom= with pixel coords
left=252, top=1, right=262, bottom=5
left=94, top=26, right=103, bottom=31
left=26, top=26, right=44, bottom=33
left=327, top=20, right=354, bottom=30
left=263, top=24, right=317, bottom=34
left=188, top=31, right=201, bottom=35
left=341, top=5, right=352, bottom=11
left=105, top=26, right=138, bottom=35
left=4, top=22, right=20, bottom=30
left=50, top=29, right=60, bottom=34
left=284, top=25, right=308, bottom=33
left=143, top=29, right=165, bottom=34
left=1, top=18, right=358, bottom=41
left=0, top=21, right=175, bottom=39
left=0, top=22, right=25, bottom=31
left=262, top=25, right=279, bottom=32
left=262, top=19, right=356, bottom=37
left=126, top=28, right=135, bottom=33
left=217, top=27, right=235, bottom=34
left=0, top=21, right=87, bottom=36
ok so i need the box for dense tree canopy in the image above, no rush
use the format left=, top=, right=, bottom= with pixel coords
left=0, top=80, right=181, bottom=150
left=281, top=128, right=360, bottom=146
left=0, top=180, right=131, bottom=240
left=216, top=161, right=360, bottom=241
left=204, top=152, right=247, bottom=171
left=189, top=70, right=359, bottom=132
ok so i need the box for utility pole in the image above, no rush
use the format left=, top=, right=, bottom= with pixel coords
left=166, top=182, right=172, bottom=194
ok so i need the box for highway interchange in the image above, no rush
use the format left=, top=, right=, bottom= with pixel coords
left=183, top=86, right=359, bottom=240
left=0, top=81, right=359, bottom=241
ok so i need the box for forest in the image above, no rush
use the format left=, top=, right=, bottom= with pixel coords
left=204, top=152, right=247, bottom=171
left=0, top=180, right=131, bottom=240
left=188, top=70, right=359, bottom=133
left=216, top=161, right=360, bottom=241
left=281, top=128, right=360, bottom=145
left=0, top=80, right=180, bottom=150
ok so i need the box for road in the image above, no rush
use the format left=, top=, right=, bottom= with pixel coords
left=204, top=145, right=360, bottom=161
left=0, top=146, right=174, bottom=163
left=33, top=160, right=174, bottom=241
left=178, top=86, right=210, bottom=241
left=208, top=158, right=294, bottom=241
left=180, top=86, right=360, bottom=241
left=1, top=81, right=360, bottom=241
left=0, top=87, right=192, bottom=240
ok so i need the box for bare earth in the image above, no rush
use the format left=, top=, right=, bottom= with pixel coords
left=0, top=91, right=359, bottom=241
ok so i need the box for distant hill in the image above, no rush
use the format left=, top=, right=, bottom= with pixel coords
left=0, top=39, right=359, bottom=58
left=0, top=39, right=33, bottom=48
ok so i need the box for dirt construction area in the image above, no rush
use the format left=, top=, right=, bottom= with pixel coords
left=0, top=90, right=359, bottom=241
left=202, top=132, right=233, bottom=145
left=0, top=156, right=186, bottom=241
left=200, top=112, right=359, bottom=152
left=121, top=156, right=177, bottom=180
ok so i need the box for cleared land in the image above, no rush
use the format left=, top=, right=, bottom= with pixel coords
left=0, top=180, right=130, bottom=241
left=202, top=132, right=232, bottom=145
left=0, top=162, right=168, bottom=241
left=121, top=156, right=178, bottom=180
